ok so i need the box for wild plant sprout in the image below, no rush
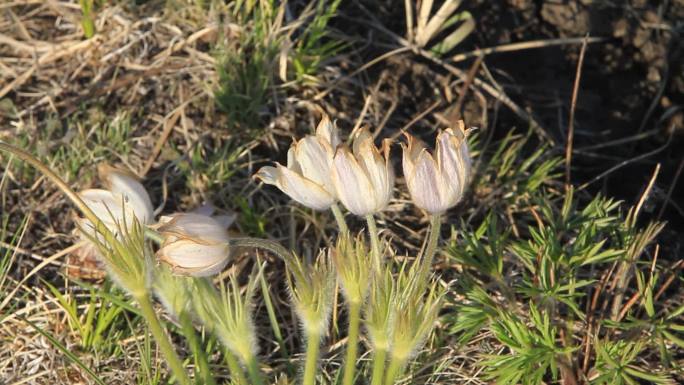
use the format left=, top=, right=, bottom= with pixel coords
left=385, top=265, right=446, bottom=385
left=286, top=252, right=335, bottom=385
left=331, top=234, right=372, bottom=385
left=192, top=271, right=264, bottom=385
left=365, top=267, right=396, bottom=385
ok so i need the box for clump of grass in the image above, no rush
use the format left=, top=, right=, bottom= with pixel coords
left=290, top=0, right=345, bottom=83
left=214, top=0, right=282, bottom=130
left=214, top=0, right=347, bottom=129
left=11, top=109, right=134, bottom=182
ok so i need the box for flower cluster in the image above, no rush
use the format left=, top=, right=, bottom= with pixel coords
left=0, top=111, right=473, bottom=385
left=256, top=114, right=472, bottom=216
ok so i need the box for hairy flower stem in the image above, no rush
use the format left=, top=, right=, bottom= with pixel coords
left=365, top=215, right=382, bottom=272
left=383, top=356, right=406, bottom=385
left=342, top=301, right=362, bottom=385
left=417, top=214, right=442, bottom=283
left=245, top=355, right=266, bottom=385
left=223, top=349, right=248, bottom=385
left=370, top=348, right=387, bottom=385
left=303, top=330, right=321, bottom=385
left=136, top=294, right=192, bottom=385
left=179, top=313, right=216, bottom=385
left=228, top=237, right=296, bottom=267
left=331, top=203, right=349, bottom=234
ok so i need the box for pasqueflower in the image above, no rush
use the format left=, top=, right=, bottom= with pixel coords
left=401, top=122, right=471, bottom=214
left=77, top=165, right=154, bottom=238
left=331, top=128, right=393, bottom=216
left=256, top=114, right=339, bottom=210
left=156, top=213, right=231, bottom=277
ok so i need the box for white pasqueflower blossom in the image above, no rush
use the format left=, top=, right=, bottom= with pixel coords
left=255, top=114, right=339, bottom=210
left=77, top=165, right=154, bottom=239
left=156, top=213, right=231, bottom=277
left=332, top=128, right=394, bottom=216
left=401, top=121, right=471, bottom=214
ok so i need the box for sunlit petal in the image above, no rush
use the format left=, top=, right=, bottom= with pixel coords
left=100, top=165, right=154, bottom=224
left=316, top=113, right=340, bottom=149
left=256, top=165, right=335, bottom=210
left=332, top=147, right=377, bottom=216
left=295, top=136, right=336, bottom=194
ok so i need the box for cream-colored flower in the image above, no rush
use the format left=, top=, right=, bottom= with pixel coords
left=332, top=128, right=393, bottom=216
left=402, top=122, right=471, bottom=214
left=156, top=213, right=231, bottom=277
left=77, top=165, right=154, bottom=238
left=255, top=114, right=339, bottom=210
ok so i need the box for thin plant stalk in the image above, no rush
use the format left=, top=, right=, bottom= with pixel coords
left=179, top=313, right=216, bottom=385
left=303, top=330, right=321, bottom=385
left=383, top=356, right=406, bottom=385
left=228, top=237, right=295, bottom=266
left=136, top=294, right=192, bottom=385
left=370, top=348, right=387, bottom=385
left=341, top=301, right=362, bottom=385
left=223, top=348, right=248, bottom=385
left=331, top=203, right=349, bottom=234
left=365, top=214, right=382, bottom=272
left=417, top=214, right=441, bottom=282
left=245, top=355, right=265, bottom=385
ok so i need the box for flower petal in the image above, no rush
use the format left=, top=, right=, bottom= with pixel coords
left=406, top=152, right=449, bottom=214
left=401, top=133, right=426, bottom=181
left=436, top=127, right=471, bottom=206
left=332, top=147, right=376, bottom=216
left=295, top=136, right=336, bottom=195
left=158, top=239, right=230, bottom=276
left=100, top=165, right=154, bottom=224
left=159, top=213, right=230, bottom=243
left=79, top=189, right=124, bottom=229
left=256, top=165, right=335, bottom=210
left=316, top=113, right=340, bottom=149
left=353, top=129, right=392, bottom=211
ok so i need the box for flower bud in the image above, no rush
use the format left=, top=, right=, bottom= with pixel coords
left=286, top=252, right=335, bottom=335
left=255, top=114, right=338, bottom=210
left=156, top=213, right=231, bottom=277
left=402, top=121, right=471, bottom=214
left=331, top=128, right=394, bottom=216
left=331, top=234, right=372, bottom=305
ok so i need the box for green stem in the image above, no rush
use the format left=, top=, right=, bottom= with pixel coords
left=303, top=329, right=321, bottom=385
left=179, top=313, right=216, bottom=385
left=136, top=294, right=192, bottom=385
left=228, top=237, right=296, bottom=267
left=331, top=203, right=349, bottom=234
left=245, top=354, right=266, bottom=385
left=342, top=301, right=362, bottom=385
left=224, top=349, right=248, bottom=385
left=145, top=228, right=164, bottom=244
left=370, top=348, right=387, bottom=385
left=383, top=356, right=406, bottom=385
left=365, top=215, right=382, bottom=272
left=417, top=214, right=442, bottom=284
